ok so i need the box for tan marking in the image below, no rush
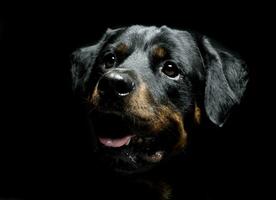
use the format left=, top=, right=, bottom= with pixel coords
left=194, top=103, right=201, bottom=125
left=155, top=107, right=187, bottom=151
left=171, top=111, right=187, bottom=150
left=88, top=83, right=100, bottom=106
left=127, top=82, right=155, bottom=119
left=158, top=181, right=172, bottom=200
left=153, top=46, right=166, bottom=58
left=127, top=82, right=187, bottom=150
left=115, top=43, right=128, bottom=55
left=150, top=106, right=172, bottom=132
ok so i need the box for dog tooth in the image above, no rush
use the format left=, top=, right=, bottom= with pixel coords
left=125, top=137, right=131, bottom=146
left=137, top=138, right=143, bottom=143
left=154, top=151, right=163, bottom=159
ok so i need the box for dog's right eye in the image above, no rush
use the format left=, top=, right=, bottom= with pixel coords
left=103, top=53, right=116, bottom=69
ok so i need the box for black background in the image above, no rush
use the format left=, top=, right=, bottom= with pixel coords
left=0, top=2, right=273, bottom=199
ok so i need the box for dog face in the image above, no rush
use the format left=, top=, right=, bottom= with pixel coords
left=71, top=25, right=248, bottom=173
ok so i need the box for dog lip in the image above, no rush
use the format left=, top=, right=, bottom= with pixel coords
left=142, top=151, right=164, bottom=163
left=98, top=135, right=134, bottom=148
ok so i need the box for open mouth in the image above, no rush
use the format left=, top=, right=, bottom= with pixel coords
left=90, top=112, right=172, bottom=172
left=98, top=135, right=133, bottom=148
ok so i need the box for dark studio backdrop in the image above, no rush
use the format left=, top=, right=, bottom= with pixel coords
left=0, top=2, right=272, bottom=200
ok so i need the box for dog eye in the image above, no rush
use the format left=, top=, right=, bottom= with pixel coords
left=161, top=61, right=180, bottom=79
left=103, top=53, right=116, bottom=68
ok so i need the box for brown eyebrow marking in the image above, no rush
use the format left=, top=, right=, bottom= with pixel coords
left=152, top=46, right=167, bottom=59
left=115, top=43, right=128, bottom=55
left=194, top=102, right=201, bottom=125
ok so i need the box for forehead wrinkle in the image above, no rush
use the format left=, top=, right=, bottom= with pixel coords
left=147, top=31, right=171, bottom=44
left=143, top=27, right=161, bottom=41
left=119, top=26, right=161, bottom=49
left=120, top=49, right=149, bottom=70
left=146, top=31, right=178, bottom=52
left=126, top=25, right=160, bottom=38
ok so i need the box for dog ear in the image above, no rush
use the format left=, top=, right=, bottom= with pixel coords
left=71, top=28, right=125, bottom=93
left=71, top=44, right=98, bottom=92
left=198, top=36, right=248, bottom=127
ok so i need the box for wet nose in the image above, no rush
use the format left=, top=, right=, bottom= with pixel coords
left=98, top=72, right=135, bottom=97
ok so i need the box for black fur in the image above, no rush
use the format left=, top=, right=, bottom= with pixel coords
left=71, top=25, right=248, bottom=200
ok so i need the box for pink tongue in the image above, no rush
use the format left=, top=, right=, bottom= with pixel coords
left=99, top=135, right=132, bottom=148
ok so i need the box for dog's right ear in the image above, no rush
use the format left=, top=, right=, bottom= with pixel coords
left=71, top=28, right=125, bottom=93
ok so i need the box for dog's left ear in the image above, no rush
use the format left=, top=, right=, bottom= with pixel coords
left=198, top=36, right=248, bottom=127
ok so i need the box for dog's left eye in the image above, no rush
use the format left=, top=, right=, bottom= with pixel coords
left=103, top=53, right=116, bottom=68
left=161, top=61, right=180, bottom=79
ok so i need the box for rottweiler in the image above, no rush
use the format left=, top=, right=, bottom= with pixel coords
left=71, top=25, right=248, bottom=200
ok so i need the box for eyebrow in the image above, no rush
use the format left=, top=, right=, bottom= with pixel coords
left=152, top=46, right=167, bottom=59
left=114, top=43, right=129, bottom=55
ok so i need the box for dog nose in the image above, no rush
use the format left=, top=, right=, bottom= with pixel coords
left=98, top=72, right=135, bottom=97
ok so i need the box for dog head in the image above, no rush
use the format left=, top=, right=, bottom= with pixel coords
left=71, top=25, right=248, bottom=174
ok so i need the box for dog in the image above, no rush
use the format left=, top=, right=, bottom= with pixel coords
left=71, top=25, right=248, bottom=200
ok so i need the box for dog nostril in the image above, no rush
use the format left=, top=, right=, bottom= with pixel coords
left=98, top=72, right=135, bottom=97
left=114, top=78, right=135, bottom=96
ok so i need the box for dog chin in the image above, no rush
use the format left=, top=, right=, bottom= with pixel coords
left=96, top=144, right=165, bottom=175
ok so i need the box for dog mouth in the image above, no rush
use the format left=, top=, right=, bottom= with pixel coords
left=90, top=112, right=173, bottom=172
left=98, top=135, right=133, bottom=148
